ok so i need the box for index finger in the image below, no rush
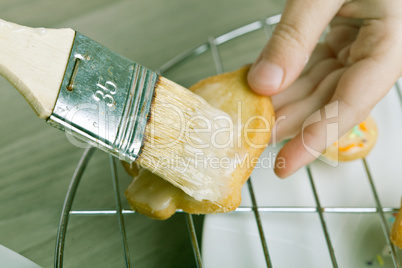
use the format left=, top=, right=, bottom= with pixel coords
left=248, top=0, right=344, bottom=95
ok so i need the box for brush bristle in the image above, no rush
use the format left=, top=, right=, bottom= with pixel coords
left=136, top=77, right=239, bottom=201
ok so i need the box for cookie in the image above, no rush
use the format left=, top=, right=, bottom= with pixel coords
left=123, top=66, right=274, bottom=219
left=322, top=116, right=378, bottom=162
left=391, top=201, right=402, bottom=249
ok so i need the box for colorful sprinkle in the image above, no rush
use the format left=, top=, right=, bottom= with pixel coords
left=353, top=125, right=363, bottom=137
left=348, top=133, right=357, bottom=139
left=359, top=122, right=368, bottom=131
left=358, top=143, right=364, bottom=147
left=359, top=122, right=367, bottom=131
left=366, top=260, right=373, bottom=266
left=339, top=144, right=355, bottom=152
left=376, top=254, right=384, bottom=266
left=389, top=216, right=396, bottom=223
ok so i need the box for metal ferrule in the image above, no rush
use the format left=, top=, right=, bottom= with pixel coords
left=48, top=32, right=158, bottom=162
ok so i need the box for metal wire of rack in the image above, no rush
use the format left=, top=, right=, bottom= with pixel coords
left=54, top=14, right=402, bottom=268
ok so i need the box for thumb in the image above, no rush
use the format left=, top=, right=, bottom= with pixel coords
left=248, top=0, right=344, bottom=96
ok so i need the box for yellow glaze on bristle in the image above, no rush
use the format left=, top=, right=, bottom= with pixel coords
left=136, top=77, right=238, bottom=201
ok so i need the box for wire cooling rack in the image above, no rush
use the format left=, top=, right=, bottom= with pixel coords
left=54, top=14, right=402, bottom=268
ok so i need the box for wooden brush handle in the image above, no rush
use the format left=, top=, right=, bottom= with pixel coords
left=0, top=19, right=75, bottom=118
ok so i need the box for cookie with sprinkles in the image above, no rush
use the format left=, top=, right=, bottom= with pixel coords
left=322, top=116, right=378, bottom=162
left=391, top=200, right=402, bottom=249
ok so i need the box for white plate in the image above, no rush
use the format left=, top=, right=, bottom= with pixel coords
left=202, top=83, right=402, bottom=267
left=0, top=245, right=41, bottom=268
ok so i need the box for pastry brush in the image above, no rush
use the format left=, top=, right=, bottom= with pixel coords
left=0, top=19, right=234, bottom=202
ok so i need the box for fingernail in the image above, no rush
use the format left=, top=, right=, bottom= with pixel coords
left=249, top=59, right=284, bottom=95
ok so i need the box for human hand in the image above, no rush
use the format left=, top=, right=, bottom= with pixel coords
left=248, top=0, right=402, bottom=178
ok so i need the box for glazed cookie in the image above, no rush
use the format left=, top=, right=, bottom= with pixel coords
left=322, top=116, right=378, bottom=162
left=123, top=66, right=274, bottom=219
left=391, top=200, right=402, bottom=248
